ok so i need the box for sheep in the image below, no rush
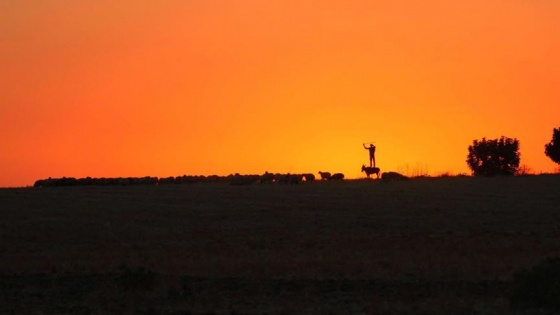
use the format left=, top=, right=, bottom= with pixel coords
left=274, top=173, right=287, bottom=182
left=229, top=173, right=260, bottom=185
left=318, top=171, right=331, bottom=180
left=158, top=176, right=176, bottom=185
left=330, top=173, right=345, bottom=180
left=381, top=171, right=409, bottom=181
left=361, top=165, right=381, bottom=179
left=276, top=173, right=302, bottom=184
left=286, top=173, right=303, bottom=185
left=33, top=179, right=46, bottom=187
left=302, top=173, right=315, bottom=182
left=260, top=171, right=275, bottom=183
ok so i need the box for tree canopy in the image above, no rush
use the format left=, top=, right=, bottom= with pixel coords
left=545, top=127, right=560, bottom=165
left=466, top=136, right=520, bottom=176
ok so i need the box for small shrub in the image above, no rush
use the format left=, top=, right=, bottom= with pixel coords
left=510, top=257, right=560, bottom=311
left=516, top=164, right=534, bottom=176
left=436, top=171, right=454, bottom=178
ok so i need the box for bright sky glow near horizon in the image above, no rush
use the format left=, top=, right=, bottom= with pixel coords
left=1, top=1, right=559, bottom=187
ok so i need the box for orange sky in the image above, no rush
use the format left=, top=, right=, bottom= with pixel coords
left=1, top=0, right=559, bottom=187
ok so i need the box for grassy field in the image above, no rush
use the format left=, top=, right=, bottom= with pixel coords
left=1, top=175, right=560, bottom=314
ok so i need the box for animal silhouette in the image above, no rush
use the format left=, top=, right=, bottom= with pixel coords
left=361, top=165, right=380, bottom=179
left=330, top=173, right=344, bottom=180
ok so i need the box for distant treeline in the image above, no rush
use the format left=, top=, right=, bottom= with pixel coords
left=32, top=172, right=342, bottom=187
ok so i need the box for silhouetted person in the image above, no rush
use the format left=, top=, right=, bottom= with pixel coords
left=363, top=143, right=376, bottom=167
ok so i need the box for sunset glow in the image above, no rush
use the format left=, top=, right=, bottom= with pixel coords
left=1, top=0, right=559, bottom=187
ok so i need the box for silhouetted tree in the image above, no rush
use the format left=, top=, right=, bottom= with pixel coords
left=466, top=136, right=520, bottom=176
left=545, top=127, right=560, bottom=165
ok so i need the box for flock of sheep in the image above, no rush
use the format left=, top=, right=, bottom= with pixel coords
left=32, top=165, right=410, bottom=187
left=32, top=172, right=341, bottom=187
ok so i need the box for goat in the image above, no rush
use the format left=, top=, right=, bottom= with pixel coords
left=361, top=165, right=381, bottom=179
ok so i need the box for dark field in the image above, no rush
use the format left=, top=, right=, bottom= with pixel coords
left=1, top=175, right=560, bottom=314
